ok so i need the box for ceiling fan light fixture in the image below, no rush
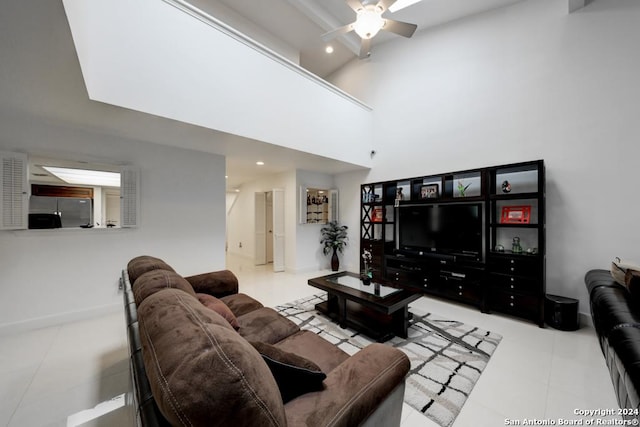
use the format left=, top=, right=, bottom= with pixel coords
left=353, top=5, right=385, bottom=39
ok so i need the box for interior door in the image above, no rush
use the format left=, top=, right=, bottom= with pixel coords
left=254, top=192, right=267, bottom=265
left=272, top=188, right=285, bottom=272
left=266, top=191, right=274, bottom=263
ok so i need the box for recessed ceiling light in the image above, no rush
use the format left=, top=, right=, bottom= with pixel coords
left=42, top=166, right=120, bottom=187
left=225, top=175, right=228, bottom=179
left=256, top=161, right=265, bottom=166
left=325, top=45, right=334, bottom=54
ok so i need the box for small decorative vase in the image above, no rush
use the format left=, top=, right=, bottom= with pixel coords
left=331, top=248, right=339, bottom=271
left=512, top=237, right=523, bottom=254
left=362, top=275, right=371, bottom=286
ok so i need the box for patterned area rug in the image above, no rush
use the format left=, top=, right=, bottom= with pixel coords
left=275, top=294, right=502, bottom=427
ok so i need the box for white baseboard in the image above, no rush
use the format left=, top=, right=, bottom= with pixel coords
left=0, top=303, right=122, bottom=337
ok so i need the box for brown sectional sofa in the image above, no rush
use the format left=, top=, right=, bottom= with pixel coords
left=122, top=255, right=410, bottom=427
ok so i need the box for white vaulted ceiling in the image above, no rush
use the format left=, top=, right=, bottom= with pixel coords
left=194, top=0, right=528, bottom=77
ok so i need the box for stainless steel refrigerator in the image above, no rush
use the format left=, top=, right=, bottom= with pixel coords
left=29, top=196, right=93, bottom=228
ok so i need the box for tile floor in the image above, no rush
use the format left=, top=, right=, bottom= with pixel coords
left=0, top=256, right=619, bottom=427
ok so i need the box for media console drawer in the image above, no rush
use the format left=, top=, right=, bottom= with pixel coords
left=489, top=273, right=539, bottom=295
left=488, top=256, right=539, bottom=276
left=488, top=291, right=540, bottom=319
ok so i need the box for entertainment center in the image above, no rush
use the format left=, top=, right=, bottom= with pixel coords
left=360, top=160, right=545, bottom=326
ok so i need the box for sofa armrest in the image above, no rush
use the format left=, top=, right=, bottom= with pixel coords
left=183, top=270, right=238, bottom=297
left=283, top=343, right=409, bottom=427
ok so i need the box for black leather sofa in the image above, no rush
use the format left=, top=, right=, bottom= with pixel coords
left=585, top=269, right=640, bottom=417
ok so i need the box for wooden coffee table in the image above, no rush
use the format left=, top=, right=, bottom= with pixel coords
left=308, top=272, right=421, bottom=342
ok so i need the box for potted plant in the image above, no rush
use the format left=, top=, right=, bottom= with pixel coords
left=320, top=220, right=348, bottom=271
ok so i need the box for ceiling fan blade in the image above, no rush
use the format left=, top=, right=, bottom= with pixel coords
left=345, top=0, right=364, bottom=12
left=321, top=23, right=355, bottom=42
left=359, top=38, right=372, bottom=59
left=383, top=19, right=417, bottom=38
left=376, top=0, right=398, bottom=13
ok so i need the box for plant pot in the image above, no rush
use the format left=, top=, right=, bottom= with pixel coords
left=361, top=276, right=371, bottom=286
left=331, top=248, right=339, bottom=271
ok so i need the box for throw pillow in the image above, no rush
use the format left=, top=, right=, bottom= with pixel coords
left=611, top=258, right=640, bottom=286
left=250, top=341, right=326, bottom=403
left=196, top=293, right=239, bottom=330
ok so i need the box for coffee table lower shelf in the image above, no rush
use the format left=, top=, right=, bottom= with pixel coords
left=314, top=298, right=410, bottom=343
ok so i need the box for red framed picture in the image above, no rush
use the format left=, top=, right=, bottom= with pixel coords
left=372, top=206, right=383, bottom=223
left=500, top=205, right=531, bottom=224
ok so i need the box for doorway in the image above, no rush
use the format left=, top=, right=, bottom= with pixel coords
left=254, top=189, right=284, bottom=271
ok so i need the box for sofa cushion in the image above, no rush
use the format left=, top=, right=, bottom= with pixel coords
left=197, top=293, right=239, bottom=330
left=284, top=343, right=410, bottom=427
left=274, top=330, right=350, bottom=374
left=220, top=293, right=264, bottom=317
left=237, top=307, right=300, bottom=344
left=590, top=283, right=640, bottom=338
left=138, top=289, right=286, bottom=427
left=133, top=269, right=197, bottom=306
left=607, top=325, right=640, bottom=410
left=184, top=270, right=239, bottom=298
left=127, top=255, right=175, bottom=284
left=251, top=341, right=326, bottom=403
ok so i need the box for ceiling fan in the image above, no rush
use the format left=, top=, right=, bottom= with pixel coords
left=321, top=0, right=418, bottom=59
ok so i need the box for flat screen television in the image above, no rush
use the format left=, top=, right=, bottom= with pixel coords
left=396, top=203, right=483, bottom=262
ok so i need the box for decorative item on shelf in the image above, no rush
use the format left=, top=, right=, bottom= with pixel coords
left=396, top=188, right=404, bottom=201
left=500, top=205, right=531, bottom=224
left=361, top=249, right=373, bottom=285
left=420, top=184, right=439, bottom=199
left=526, top=247, right=538, bottom=255
left=320, top=221, right=348, bottom=271
left=495, top=244, right=505, bottom=252
left=512, top=236, right=523, bottom=254
left=457, top=180, right=471, bottom=197
left=363, top=192, right=380, bottom=203
left=501, top=180, right=512, bottom=193
left=371, top=206, right=383, bottom=223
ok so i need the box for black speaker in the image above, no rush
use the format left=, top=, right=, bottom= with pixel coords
left=545, top=294, right=580, bottom=331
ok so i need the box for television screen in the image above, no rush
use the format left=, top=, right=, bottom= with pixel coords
left=397, top=203, right=483, bottom=260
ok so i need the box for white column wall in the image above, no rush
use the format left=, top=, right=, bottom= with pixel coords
left=296, top=170, right=336, bottom=272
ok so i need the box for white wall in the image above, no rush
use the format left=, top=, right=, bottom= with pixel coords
left=329, top=0, right=640, bottom=316
left=63, top=0, right=374, bottom=169
left=0, top=115, right=226, bottom=332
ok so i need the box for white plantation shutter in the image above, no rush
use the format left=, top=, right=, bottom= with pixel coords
left=329, top=189, right=339, bottom=222
left=120, top=166, right=139, bottom=228
left=0, top=152, right=28, bottom=230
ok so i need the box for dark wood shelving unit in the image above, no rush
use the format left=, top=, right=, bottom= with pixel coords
left=360, top=160, right=546, bottom=326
